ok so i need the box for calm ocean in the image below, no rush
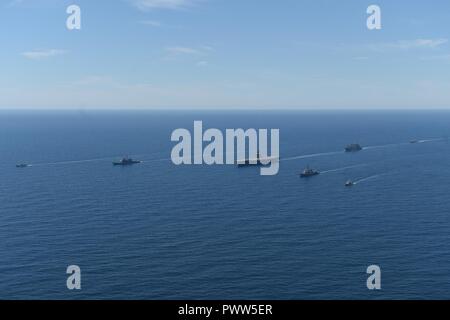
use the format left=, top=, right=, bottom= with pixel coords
left=1, top=110, right=449, bottom=299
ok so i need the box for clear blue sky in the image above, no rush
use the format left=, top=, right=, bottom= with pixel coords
left=1, top=0, right=449, bottom=109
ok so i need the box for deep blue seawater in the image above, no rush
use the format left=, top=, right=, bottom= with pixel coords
left=1, top=110, right=450, bottom=300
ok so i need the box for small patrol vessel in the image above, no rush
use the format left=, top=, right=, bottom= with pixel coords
left=16, top=163, right=30, bottom=168
left=113, top=157, right=142, bottom=166
left=345, top=180, right=355, bottom=187
left=300, top=166, right=320, bottom=178
left=345, top=144, right=363, bottom=152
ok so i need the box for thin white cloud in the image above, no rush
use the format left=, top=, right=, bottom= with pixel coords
left=139, top=20, right=162, bottom=27
left=21, top=49, right=66, bottom=60
left=370, top=38, right=448, bottom=51
left=132, top=0, right=197, bottom=10
left=164, top=46, right=214, bottom=61
left=72, top=76, right=117, bottom=86
left=196, top=61, right=208, bottom=67
left=7, top=0, right=23, bottom=7
left=166, top=46, right=202, bottom=55
left=397, top=38, right=448, bottom=49
left=199, top=45, right=214, bottom=52
left=420, top=54, right=450, bottom=61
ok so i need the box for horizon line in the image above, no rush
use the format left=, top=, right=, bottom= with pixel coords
left=1, top=107, right=450, bottom=112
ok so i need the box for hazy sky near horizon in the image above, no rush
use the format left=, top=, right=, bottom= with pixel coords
left=1, top=0, right=450, bottom=109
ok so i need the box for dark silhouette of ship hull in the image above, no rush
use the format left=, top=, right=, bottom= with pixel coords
left=300, top=166, right=320, bottom=178
left=113, top=157, right=142, bottom=166
left=237, top=159, right=263, bottom=167
left=237, top=152, right=267, bottom=167
left=345, top=144, right=363, bottom=152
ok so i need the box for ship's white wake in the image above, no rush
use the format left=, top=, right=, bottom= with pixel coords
left=321, top=163, right=370, bottom=174
left=30, top=151, right=167, bottom=167
left=418, top=138, right=446, bottom=143
left=363, top=142, right=409, bottom=150
left=32, top=156, right=118, bottom=166
left=353, top=174, right=384, bottom=185
left=282, top=150, right=344, bottom=162
left=18, top=137, right=447, bottom=168
left=281, top=137, right=446, bottom=162
left=140, top=157, right=172, bottom=164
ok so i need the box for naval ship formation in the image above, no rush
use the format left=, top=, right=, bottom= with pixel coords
left=297, top=143, right=365, bottom=185
left=15, top=138, right=436, bottom=187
